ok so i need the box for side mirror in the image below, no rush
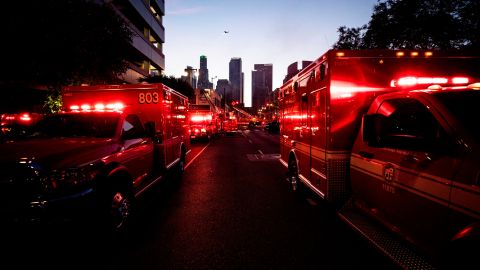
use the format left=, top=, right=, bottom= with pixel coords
left=363, top=114, right=386, bottom=147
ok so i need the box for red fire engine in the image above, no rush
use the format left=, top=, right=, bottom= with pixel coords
left=222, top=112, right=238, bottom=134
left=188, top=104, right=219, bottom=141
left=0, top=83, right=190, bottom=232
left=279, top=49, right=480, bottom=268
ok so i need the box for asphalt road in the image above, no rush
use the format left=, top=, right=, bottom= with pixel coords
left=1, top=129, right=399, bottom=270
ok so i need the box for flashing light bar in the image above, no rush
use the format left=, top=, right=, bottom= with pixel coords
left=69, top=102, right=124, bottom=111
left=19, top=113, right=32, bottom=122
left=191, top=115, right=212, bottom=122
left=391, top=76, right=470, bottom=87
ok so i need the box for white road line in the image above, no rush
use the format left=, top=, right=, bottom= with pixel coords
left=258, top=149, right=264, bottom=155
left=248, top=139, right=253, bottom=144
left=306, top=198, right=318, bottom=206
left=185, top=142, right=211, bottom=169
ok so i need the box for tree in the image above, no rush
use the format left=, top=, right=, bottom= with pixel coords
left=333, top=26, right=367, bottom=49
left=333, top=0, right=479, bottom=50
left=0, top=0, right=133, bottom=113
left=139, top=75, right=195, bottom=99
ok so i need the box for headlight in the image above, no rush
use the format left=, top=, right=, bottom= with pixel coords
left=49, top=161, right=102, bottom=190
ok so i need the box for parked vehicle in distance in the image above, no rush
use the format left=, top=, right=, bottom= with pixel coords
left=264, top=120, right=279, bottom=134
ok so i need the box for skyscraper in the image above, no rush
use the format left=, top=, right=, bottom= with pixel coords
left=229, top=58, right=243, bottom=104
left=252, top=64, right=273, bottom=112
left=197, top=55, right=213, bottom=89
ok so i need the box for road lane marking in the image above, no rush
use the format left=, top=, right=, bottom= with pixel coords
left=185, top=142, right=211, bottom=169
left=258, top=149, right=263, bottom=155
left=306, top=198, right=318, bottom=206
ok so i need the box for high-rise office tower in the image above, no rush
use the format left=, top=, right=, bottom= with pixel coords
left=197, top=55, right=213, bottom=89
left=252, top=64, right=273, bottom=112
left=229, top=58, right=243, bottom=104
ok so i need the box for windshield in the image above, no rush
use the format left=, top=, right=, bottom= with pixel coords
left=434, top=90, right=480, bottom=143
left=30, top=112, right=121, bottom=139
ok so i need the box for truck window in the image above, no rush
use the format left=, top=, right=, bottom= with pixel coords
left=122, top=114, right=145, bottom=139
left=434, top=90, right=480, bottom=143
left=30, top=113, right=120, bottom=139
left=378, top=98, right=445, bottom=151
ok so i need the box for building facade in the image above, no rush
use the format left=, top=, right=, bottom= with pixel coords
left=283, top=60, right=312, bottom=84
left=251, top=64, right=273, bottom=112
left=109, top=0, right=166, bottom=83
left=197, top=55, right=213, bottom=89
left=229, top=58, right=243, bottom=104
left=181, top=65, right=197, bottom=88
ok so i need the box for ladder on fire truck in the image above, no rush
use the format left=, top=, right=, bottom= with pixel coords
left=202, top=91, right=222, bottom=114
left=231, top=106, right=253, bottom=119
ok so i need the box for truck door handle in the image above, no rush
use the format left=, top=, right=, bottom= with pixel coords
left=359, top=151, right=374, bottom=159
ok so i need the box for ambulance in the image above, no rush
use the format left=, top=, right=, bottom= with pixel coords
left=279, top=50, right=480, bottom=268
left=0, top=83, right=190, bottom=232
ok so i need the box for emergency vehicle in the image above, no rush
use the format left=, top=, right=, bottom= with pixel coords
left=222, top=112, right=238, bottom=134
left=188, top=104, right=219, bottom=141
left=279, top=49, right=480, bottom=269
left=0, top=83, right=190, bottom=232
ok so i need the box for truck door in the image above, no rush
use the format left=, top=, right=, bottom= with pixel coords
left=309, top=88, right=327, bottom=190
left=162, top=91, right=175, bottom=168
left=120, top=114, right=154, bottom=189
left=351, top=97, right=461, bottom=255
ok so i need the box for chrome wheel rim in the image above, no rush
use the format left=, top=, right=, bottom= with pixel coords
left=110, top=191, right=131, bottom=230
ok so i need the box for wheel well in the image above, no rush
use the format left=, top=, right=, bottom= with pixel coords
left=104, top=166, right=133, bottom=193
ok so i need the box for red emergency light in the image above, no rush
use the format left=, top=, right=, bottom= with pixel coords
left=390, top=76, right=470, bottom=87
left=191, top=115, right=212, bottom=122
left=69, top=102, right=124, bottom=112
left=19, top=113, right=32, bottom=122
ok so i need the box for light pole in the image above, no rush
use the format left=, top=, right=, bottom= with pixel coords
left=211, top=76, right=217, bottom=90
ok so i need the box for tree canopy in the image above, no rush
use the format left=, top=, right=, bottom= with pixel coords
left=0, top=0, right=132, bottom=88
left=333, top=0, right=479, bottom=50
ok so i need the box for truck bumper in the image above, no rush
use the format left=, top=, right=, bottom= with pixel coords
left=0, top=187, right=96, bottom=224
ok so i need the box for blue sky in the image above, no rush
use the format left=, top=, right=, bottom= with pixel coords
left=164, top=0, right=379, bottom=106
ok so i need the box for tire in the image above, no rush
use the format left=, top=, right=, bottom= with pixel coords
left=101, top=185, right=134, bottom=234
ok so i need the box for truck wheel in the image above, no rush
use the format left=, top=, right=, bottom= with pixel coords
left=107, top=187, right=134, bottom=233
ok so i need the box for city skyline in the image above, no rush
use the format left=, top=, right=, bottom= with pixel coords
left=163, top=0, right=379, bottom=106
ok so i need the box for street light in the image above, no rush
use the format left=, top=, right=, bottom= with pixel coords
left=211, top=76, right=217, bottom=89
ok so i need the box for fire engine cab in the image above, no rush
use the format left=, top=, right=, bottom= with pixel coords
left=0, top=83, right=190, bottom=232
left=279, top=50, right=480, bottom=269
left=188, top=104, right=219, bottom=141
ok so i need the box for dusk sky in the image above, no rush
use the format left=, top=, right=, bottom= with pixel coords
left=164, top=0, right=379, bottom=106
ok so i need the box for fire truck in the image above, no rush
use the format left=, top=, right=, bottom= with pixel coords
left=0, top=83, right=190, bottom=232
left=188, top=104, right=219, bottom=141
left=222, top=112, right=238, bottom=134
left=279, top=49, right=480, bottom=269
